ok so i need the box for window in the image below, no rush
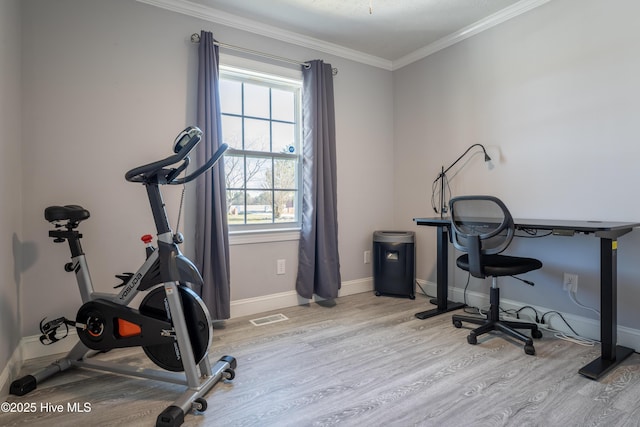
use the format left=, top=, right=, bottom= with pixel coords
left=219, top=66, right=302, bottom=231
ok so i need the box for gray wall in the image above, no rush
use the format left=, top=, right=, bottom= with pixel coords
left=0, top=0, right=24, bottom=388
left=18, top=0, right=394, bottom=338
left=7, top=0, right=640, bottom=379
left=394, top=0, right=640, bottom=335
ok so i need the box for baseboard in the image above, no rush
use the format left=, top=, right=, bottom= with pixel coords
left=19, top=331, right=80, bottom=362
left=0, top=345, right=23, bottom=399
left=5, top=278, right=374, bottom=376
left=8, top=276, right=638, bottom=394
left=229, top=277, right=373, bottom=318
left=416, top=279, right=640, bottom=352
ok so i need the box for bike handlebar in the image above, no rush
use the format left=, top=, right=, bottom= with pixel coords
left=125, top=126, right=228, bottom=185
left=174, top=143, right=228, bottom=184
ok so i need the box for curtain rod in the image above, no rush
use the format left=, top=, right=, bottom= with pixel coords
left=190, top=33, right=337, bottom=76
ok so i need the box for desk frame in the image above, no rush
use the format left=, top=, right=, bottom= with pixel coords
left=413, top=217, right=639, bottom=380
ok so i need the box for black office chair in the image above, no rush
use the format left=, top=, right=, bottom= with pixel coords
left=449, top=195, right=543, bottom=355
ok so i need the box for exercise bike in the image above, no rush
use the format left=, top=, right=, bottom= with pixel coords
left=10, top=126, right=236, bottom=427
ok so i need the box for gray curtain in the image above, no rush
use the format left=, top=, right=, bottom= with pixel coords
left=295, top=60, right=341, bottom=300
left=195, top=30, right=231, bottom=319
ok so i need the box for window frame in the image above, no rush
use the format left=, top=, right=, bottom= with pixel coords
left=219, top=59, right=303, bottom=238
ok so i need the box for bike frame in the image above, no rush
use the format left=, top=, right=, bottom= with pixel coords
left=12, top=128, right=234, bottom=426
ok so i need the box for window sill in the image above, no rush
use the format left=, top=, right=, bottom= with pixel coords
left=229, top=228, right=301, bottom=245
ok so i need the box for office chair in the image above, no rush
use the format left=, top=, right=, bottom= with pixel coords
left=449, top=195, right=543, bottom=355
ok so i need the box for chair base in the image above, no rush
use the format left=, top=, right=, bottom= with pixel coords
left=452, top=287, right=542, bottom=355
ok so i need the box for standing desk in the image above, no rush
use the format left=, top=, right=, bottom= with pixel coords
left=413, top=216, right=640, bottom=380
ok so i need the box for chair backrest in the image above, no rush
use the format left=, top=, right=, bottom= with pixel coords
left=449, top=195, right=515, bottom=277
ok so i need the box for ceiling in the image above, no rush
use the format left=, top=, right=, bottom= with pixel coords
left=142, top=0, right=550, bottom=69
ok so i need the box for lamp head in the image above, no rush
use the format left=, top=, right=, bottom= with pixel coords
left=479, top=144, right=492, bottom=162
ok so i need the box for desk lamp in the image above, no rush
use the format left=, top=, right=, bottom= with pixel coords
left=432, top=144, right=492, bottom=218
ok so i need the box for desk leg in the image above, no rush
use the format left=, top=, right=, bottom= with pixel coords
left=578, top=237, right=634, bottom=380
left=415, top=226, right=465, bottom=319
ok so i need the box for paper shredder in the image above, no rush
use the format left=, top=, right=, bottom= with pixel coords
left=373, top=231, right=415, bottom=299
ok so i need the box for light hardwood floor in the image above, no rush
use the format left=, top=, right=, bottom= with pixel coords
left=3, top=292, right=640, bottom=427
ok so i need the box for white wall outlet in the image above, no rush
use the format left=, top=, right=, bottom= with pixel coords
left=563, top=273, right=578, bottom=293
left=364, top=250, right=371, bottom=264
left=276, top=259, right=286, bottom=275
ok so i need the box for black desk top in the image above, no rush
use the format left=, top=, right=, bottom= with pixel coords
left=413, top=217, right=640, bottom=238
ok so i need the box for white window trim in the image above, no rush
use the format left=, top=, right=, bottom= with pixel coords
left=221, top=53, right=304, bottom=244
left=229, top=228, right=301, bottom=245
left=220, top=53, right=303, bottom=82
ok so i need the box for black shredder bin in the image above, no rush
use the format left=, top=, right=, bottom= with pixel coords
left=373, top=231, right=415, bottom=299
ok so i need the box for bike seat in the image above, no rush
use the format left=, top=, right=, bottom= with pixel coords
left=44, top=205, right=90, bottom=223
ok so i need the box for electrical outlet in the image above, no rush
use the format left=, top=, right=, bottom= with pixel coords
left=563, top=273, right=578, bottom=293
left=364, top=250, right=371, bottom=264
left=277, top=259, right=286, bottom=275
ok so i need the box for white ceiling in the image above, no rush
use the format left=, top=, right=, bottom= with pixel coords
left=141, top=0, right=551, bottom=69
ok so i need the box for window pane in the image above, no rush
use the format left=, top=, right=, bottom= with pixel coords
left=246, top=190, right=273, bottom=223
left=274, top=190, right=296, bottom=223
left=246, top=157, right=272, bottom=189
left=224, top=155, right=245, bottom=190
left=274, top=158, right=296, bottom=189
left=272, top=89, right=294, bottom=122
left=220, top=79, right=242, bottom=115
left=221, top=115, right=242, bottom=149
left=244, top=83, right=270, bottom=118
left=272, top=122, right=295, bottom=153
left=244, top=118, right=270, bottom=152
left=227, top=191, right=245, bottom=224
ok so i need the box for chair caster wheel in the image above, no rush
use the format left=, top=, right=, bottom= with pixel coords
left=453, top=320, right=462, bottom=328
left=467, top=334, right=477, bottom=345
left=524, top=344, right=536, bottom=355
left=532, top=329, right=543, bottom=339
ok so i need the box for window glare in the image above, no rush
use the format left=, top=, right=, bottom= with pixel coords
left=243, top=83, right=270, bottom=119
left=219, top=80, right=242, bottom=115
left=272, top=89, right=295, bottom=122
left=272, top=122, right=295, bottom=153
left=221, top=116, right=242, bottom=149
left=244, top=118, right=270, bottom=152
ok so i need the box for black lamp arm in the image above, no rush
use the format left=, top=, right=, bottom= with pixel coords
left=433, top=143, right=492, bottom=217
left=442, top=143, right=491, bottom=176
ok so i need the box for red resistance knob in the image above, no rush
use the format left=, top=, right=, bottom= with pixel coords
left=141, top=234, right=153, bottom=245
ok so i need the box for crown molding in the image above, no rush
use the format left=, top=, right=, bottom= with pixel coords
left=136, top=0, right=393, bottom=70
left=391, top=0, right=552, bottom=70
left=137, top=0, right=550, bottom=72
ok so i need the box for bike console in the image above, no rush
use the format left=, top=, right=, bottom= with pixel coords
left=124, top=126, right=228, bottom=186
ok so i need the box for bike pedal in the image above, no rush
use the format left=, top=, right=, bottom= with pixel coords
left=39, top=316, right=73, bottom=345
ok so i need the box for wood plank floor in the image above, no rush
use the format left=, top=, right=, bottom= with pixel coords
left=3, top=292, right=640, bottom=426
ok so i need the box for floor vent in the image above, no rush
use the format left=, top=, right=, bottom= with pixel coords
left=250, top=313, right=289, bottom=326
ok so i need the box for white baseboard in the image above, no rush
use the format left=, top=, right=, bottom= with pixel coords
left=417, top=279, right=640, bottom=352
left=6, top=276, right=638, bottom=396
left=230, top=277, right=373, bottom=318
left=1, top=276, right=374, bottom=393
left=0, top=333, right=81, bottom=399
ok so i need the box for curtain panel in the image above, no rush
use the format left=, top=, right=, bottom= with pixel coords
left=195, top=30, right=231, bottom=319
left=295, top=60, right=342, bottom=300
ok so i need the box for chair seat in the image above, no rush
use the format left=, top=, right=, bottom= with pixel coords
left=457, top=253, right=542, bottom=277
